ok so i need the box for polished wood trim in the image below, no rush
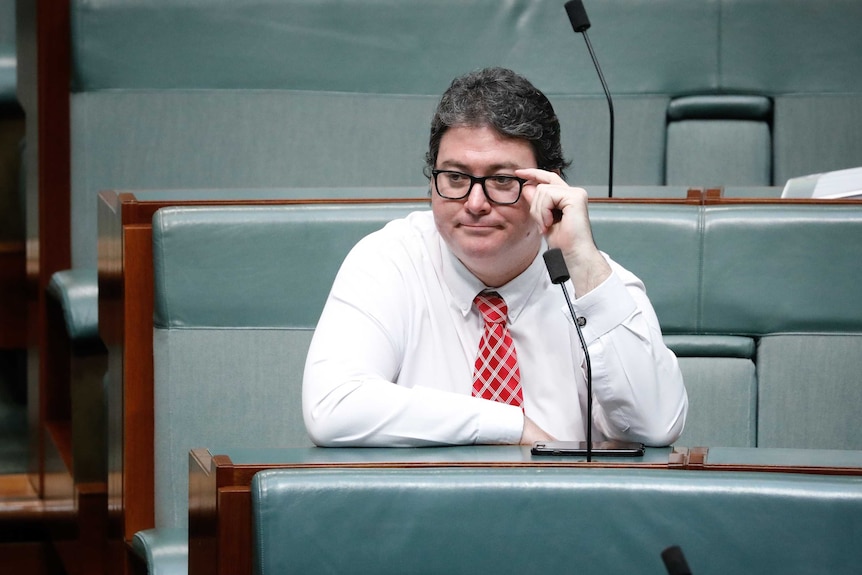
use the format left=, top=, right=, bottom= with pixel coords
left=29, top=0, right=73, bottom=503
left=122, top=225, right=156, bottom=539
left=703, top=195, right=862, bottom=206
left=188, top=450, right=217, bottom=575
left=0, top=474, right=39, bottom=501
left=216, top=488, right=251, bottom=575
left=77, top=482, right=108, bottom=575
left=590, top=190, right=705, bottom=205
left=669, top=447, right=862, bottom=477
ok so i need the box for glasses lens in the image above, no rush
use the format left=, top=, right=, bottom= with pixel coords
left=436, top=171, right=470, bottom=199
left=484, top=176, right=521, bottom=204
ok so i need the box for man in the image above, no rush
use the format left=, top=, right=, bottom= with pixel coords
left=303, top=67, right=687, bottom=447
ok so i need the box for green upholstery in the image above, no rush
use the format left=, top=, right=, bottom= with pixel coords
left=699, top=205, right=862, bottom=334
left=70, top=93, right=437, bottom=268
left=757, top=335, right=862, bottom=450
left=586, top=203, right=862, bottom=448
left=252, top=466, right=862, bottom=575
left=70, top=0, right=717, bottom=94
left=68, top=0, right=862, bottom=267
left=131, top=528, right=188, bottom=575
left=589, top=204, right=756, bottom=448
left=46, top=269, right=100, bottom=348
left=151, top=203, right=427, bottom=528
left=773, top=94, right=862, bottom=183
left=589, top=204, right=702, bottom=334
left=666, top=120, right=772, bottom=187
left=666, top=96, right=773, bottom=187
left=667, top=96, right=773, bottom=122
left=153, top=203, right=429, bottom=330
left=720, top=0, right=862, bottom=93
left=675, top=357, right=757, bottom=448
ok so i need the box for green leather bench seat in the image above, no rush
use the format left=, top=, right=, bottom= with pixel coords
left=46, top=268, right=100, bottom=350
left=145, top=203, right=430, bottom=574
left=590, top=203, right=862, bottom=450
left=251, top=466, right=862, bottom=575
left=151, top=203, right=429, bottom=529
left=589, top=203, right=754, bottom=448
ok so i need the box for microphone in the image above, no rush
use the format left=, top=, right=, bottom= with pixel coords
left=542, top=247, right=594, bottom=461
left=661, top=546, right=694, bottom=575
left=565, top=0, right=615, bottom=198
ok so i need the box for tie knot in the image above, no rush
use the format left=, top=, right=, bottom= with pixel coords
left=474, top=292, right=508, bottom=324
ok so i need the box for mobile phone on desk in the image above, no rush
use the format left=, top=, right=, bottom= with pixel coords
left=531, top=440, right=645, bottom=457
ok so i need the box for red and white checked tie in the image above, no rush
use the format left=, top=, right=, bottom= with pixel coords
left=472, top=292, right=523, bottom=407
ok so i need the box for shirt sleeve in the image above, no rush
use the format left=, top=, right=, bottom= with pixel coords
left=302, top=233, right=524, bottom=447
left=570, top=257, right=689, bottom=446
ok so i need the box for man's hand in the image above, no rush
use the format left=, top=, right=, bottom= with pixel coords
left=520, top=415, right=556, bottom=445
left=517, top=168, right=612, bottom=297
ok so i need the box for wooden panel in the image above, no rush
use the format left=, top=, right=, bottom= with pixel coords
left=216, top=488, right=251, bottom=575
left=98, top=190, right=126, bottom=564
left=121, top=224, right=155, bottom=539
left=188, top=450, right=217, bottom=575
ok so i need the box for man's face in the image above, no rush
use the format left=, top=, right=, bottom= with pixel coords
left=431, top=125, right=542, bottom=287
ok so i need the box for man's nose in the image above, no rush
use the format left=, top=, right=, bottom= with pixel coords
left=464, top=181, right=490, bottom=211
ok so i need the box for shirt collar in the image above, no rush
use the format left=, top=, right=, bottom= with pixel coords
left=441, top=235, right=548, bottom=323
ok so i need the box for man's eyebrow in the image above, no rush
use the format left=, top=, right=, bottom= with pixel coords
left=437, top=160, right=521, bottom=172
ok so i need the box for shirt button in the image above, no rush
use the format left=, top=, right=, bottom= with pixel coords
left=577, top=316, right=587, bottom=327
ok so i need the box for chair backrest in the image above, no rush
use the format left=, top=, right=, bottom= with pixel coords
left=252, top=466, right=862, bottom=575
left=150, top=202, right=428, bottom=527
left=589, top=202, right=862, bottom=449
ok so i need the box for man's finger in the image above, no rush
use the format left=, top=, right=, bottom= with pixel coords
left=515, top=167, right=565, bottom=185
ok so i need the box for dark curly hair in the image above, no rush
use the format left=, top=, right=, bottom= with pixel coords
left=424, top=67, right=571, bottom=179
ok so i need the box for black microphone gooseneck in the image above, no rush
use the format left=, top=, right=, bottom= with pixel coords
left=564, top=0, right=615, bottom=199
left=542, top=248, right=593, bottom=462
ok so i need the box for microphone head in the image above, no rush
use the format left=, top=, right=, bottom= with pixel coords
left=543, top=248, right=570, bottom=285
left=565, top=0, right=592, bottom=33
left=661, top=545, right=693, bottom=575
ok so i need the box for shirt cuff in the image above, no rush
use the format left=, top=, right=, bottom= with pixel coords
left=569, top=272, right=638, bottom=344
left=475, top=400, right=524, bottom=445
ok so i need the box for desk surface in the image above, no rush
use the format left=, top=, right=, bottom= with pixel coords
left=211, top=445, right=670, bottom=466
left=206, top=444, right=862, bottom=471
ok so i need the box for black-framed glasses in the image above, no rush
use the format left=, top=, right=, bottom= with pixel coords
left=431, top=169, right=527, bottom=205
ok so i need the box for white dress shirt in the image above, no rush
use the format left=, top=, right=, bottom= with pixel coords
left=302, top=210, right=687, bottom=447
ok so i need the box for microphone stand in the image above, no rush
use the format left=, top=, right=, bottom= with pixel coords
left=565, top=0, right=615, bottom=198
left=543, top=248, right=594, bottom=461
left=543, top=248, right=645, bottom=462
